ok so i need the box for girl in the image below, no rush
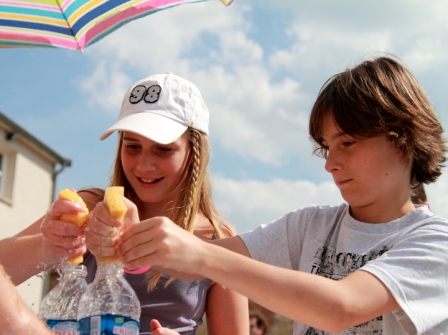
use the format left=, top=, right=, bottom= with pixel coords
left=0, top=73, right=248, bottom=335
left=83, top=72, right=248, bottom=335
left=116, top=57, right=448, bottom=334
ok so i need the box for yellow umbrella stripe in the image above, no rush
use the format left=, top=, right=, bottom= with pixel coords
left=66, top=0, right=104, bottom=26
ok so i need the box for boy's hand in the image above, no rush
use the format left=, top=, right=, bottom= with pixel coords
left=118, top=216, right=205, bottom=274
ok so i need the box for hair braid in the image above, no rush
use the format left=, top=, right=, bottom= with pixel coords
left=183, top=130, right=200, bottom=232
left=143, top=128, right=237, bottom=290
left=146, top=129, right=203, bottom=289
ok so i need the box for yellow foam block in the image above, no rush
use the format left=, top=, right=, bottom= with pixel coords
left=104, top=186, right=127, bottom=219
left=67, top=255, right=83, bottom=265
left=97, top=186, right=128, bottom=263
left=58, top=189, right=89, bottom=227
left=58, top=189, right=89, bottom=264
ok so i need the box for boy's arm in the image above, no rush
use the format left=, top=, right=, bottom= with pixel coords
left=120, top=217, right=398, bottom=332
left=140, top=237, right=250, bottom=281
left=197, top=239, right=398, bottom=332
left=209, top=234, right=252, bottom=256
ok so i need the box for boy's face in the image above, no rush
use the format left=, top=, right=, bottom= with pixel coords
left=321, top=113, right=413, bottom=223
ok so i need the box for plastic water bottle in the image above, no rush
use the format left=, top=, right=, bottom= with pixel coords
left=77, top=260, right=141, bottom=335
left=39, top=262, right=88, bottom=333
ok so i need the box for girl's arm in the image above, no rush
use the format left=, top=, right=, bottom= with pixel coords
left=198, top=217, right=249, bottom=335
left=120, top=216, right=398, bottom=333
left=205, top=281, right=249, bottom=335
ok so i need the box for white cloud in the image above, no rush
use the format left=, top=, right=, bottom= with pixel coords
left=212, top=175, right=344, bottom=233
left=267, top=0, right=448, bottom=79
left=269, top=21, right=393, bottom=78
left=85, top=2, right=250, bottom=71
left=403, top=39, right=447, bottom=72
left=426, top=169, right=448, bottom=220
left=78, top=61, right=132, bottom=112
left=218, top=29, right=263, bottom=64
left=191, top=65, right=311, bottom=165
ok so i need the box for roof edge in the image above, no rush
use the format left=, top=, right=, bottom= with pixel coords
left=0, top=111, right=72, bottom=167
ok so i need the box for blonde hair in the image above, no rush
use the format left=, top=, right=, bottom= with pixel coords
left=108, top=128, right=234, bottom=289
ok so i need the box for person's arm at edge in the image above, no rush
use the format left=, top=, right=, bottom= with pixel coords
left=0, top=264, right=52, bottom=334
left=0, top=195, right=89, bottom=285
left=0, top=236, right=45, bottom=286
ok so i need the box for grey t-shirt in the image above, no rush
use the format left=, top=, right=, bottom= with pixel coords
left=240, top=203, right=448, bottom=335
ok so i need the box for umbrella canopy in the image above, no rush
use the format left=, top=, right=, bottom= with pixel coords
left=0, top=0, right=232, bottom=51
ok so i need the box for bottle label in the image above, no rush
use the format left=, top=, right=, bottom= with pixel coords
left=45, top=319, right=80, bottom=335
left=78, top=314, right=140, bottom=335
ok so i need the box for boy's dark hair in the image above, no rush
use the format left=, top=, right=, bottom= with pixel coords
left=309, top=55, right=446, bottom=185
left=411, top=183, right=428, bottom=204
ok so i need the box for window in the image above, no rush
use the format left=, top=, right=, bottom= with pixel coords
left=0, top=152, right=3, bottom=194
left=0, top=144, right=16, bottom=204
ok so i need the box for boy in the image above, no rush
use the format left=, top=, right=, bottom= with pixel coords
left=118, top=56, right=448, bottom=334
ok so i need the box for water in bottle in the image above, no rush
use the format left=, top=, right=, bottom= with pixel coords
left=77, top=260, right=141, bottom=335
left=39, top=262, right=88, bottom=333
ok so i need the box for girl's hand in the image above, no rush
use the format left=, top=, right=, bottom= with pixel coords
left=150, top=319, right=180, bottom=335
left=85, top=198, right=139, bottom=257
left=40, top=199, right=87, bottom=264
left=118, top=216, right=205, bottom=274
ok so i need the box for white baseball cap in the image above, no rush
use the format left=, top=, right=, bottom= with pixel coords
left=100, top=72, right=209, bottom=144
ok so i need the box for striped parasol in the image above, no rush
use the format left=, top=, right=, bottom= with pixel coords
left=0, top=0, right=233, bottom=51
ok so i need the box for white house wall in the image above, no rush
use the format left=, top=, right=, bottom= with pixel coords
left=0, top=134, right=54, bottom=313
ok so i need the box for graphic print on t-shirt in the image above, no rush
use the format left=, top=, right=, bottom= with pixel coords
left=304, top=244, right=390, bottom=334
left=310, top=244, right=390, bottom=279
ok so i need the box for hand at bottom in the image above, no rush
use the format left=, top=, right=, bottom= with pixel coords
left=150, top=319, right=181, bottom=335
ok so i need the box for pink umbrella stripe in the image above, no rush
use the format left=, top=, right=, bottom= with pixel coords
left=0, top=30, right=77, bottom=48
left=76, top=0, right=207, bottom=48
left=0, top=1, right=60, bottom=12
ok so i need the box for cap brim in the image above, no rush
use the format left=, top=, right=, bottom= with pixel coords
left=100, top=112, right=188, bottom=144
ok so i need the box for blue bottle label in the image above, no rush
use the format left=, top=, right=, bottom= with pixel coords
left=45, top=319, right=80, bottom=335
left=79, top=314, right=140, bottom=335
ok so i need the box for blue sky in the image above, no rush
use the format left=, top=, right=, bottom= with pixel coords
left=2, top=0, right=448, bottom=233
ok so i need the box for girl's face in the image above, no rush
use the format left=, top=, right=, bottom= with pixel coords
left=121, top=131, right=191, bottom=210
left=321, top=113, right=413, bottom=223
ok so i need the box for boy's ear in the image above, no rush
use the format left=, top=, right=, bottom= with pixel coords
left=388, top=131, right=399, bottom=139
left=388, top=131, right=406, bottom=158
